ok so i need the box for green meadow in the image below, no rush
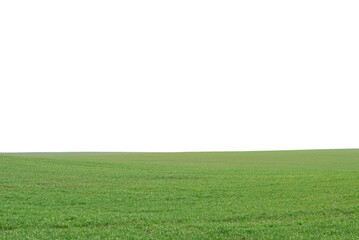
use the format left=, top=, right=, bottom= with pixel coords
left=0, top=150, right=358, bottom=239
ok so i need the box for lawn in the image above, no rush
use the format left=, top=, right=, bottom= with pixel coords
left=0, top=150, right=358, bottom=239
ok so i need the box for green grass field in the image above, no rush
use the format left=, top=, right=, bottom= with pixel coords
left=1, top=150, right=358, bottom=239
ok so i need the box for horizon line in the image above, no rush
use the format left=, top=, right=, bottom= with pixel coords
left=1, top=148, right=359, bottom=154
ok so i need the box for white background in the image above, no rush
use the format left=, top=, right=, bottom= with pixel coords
left=1, top=0, right=358, bottom=152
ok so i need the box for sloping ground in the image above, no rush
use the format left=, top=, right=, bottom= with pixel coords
left=1, top=150, right=358, bottom=239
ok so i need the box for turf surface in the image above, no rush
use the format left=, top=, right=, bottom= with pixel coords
left=0, top=150, right=358, bottom=239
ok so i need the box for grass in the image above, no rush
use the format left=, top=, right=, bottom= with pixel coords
left=0, top=150, right=358, bottom=239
